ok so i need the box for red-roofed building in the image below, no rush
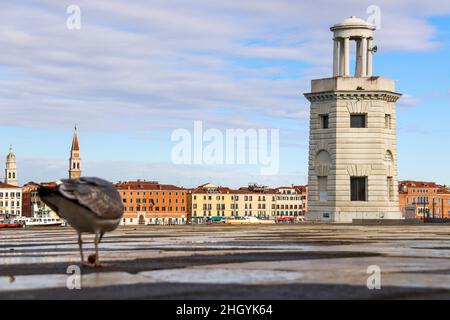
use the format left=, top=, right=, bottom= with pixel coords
left=116, top=180, right=189, bottom=225
left=189, top=183, right=308, bottom=223
left=399, top=181, right=450, bottom=219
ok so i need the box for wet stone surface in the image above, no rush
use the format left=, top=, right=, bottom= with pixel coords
left=1, top=224, right=450, bottom=299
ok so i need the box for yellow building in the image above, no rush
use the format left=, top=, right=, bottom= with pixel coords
left=189, top=183, right=308, bottom=223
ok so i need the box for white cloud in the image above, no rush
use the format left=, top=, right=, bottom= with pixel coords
left=1, top=1, right=449, bottom=131
left=1, top=1, right=449, bottom=183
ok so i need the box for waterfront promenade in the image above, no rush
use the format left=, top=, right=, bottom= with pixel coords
left=1, top=224, right=450, bottom=299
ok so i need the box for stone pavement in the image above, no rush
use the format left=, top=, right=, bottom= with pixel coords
left=1, top=224, right=450, bottom=299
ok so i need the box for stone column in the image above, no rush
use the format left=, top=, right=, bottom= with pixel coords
left=339, top=39, right=345, bottom=76
left=367, top=38, right=373, bottom=77
left=361, top=37, right=367, bottom=77
left=355, top=39, right=361, bottom=76
left=344, top=37, right=350, bottom=76
left=333, top=39, right=339, bottom=76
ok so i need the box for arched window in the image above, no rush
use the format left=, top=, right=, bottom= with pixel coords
left=384, top=150, right=394, bottom=163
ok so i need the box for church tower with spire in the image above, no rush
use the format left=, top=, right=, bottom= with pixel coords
left=69, top=126, right=82, bottom=179
left=5, top=145, right=18, bottom=186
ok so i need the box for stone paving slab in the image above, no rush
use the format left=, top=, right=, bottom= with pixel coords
left=1, top=224, right=450, bottom=299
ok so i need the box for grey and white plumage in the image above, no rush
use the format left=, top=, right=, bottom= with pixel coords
left=38, top=177, right=124, bottom=267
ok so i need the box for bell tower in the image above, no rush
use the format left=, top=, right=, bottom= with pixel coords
left=69, top=126, right=82, bottom=180
left=304, top=17, right=403, bottom=222
left=5, top=145, right=18, bottom=186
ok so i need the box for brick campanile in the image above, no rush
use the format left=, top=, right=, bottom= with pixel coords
left=69, top=126, right=82, bottom=180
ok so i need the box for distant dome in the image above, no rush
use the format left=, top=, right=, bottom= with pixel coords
left=6, top=147, right=15, bottom=162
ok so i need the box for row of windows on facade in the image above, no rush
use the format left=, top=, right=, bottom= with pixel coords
left=193, top=195, right=305, bottom=201
left=317, top=176, right=395, bottom=202
left=192, top=211, right=305, bottom=217
left=0, top=210, right=21, bottom=215
left=0, top=201, right=21, bottom=207
left=0, top=192, right=21, bottom=198
left=193, top=203, right=303, bottom=210
left=124, top=206, right=186, bottom=212
left=122, top=191, right=186, bottom=196
left=7, top=172, right=16, bottom=179
left=319, top=114, right=392, bottom=129
left=406, top=197, right=450, bottom=205
left=417, top=208, right=450, bottom=215
left=410, top=189, right=440, bottom=194
left=123, top=198, right=185, bottom=204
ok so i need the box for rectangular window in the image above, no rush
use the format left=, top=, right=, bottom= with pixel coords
left=320, top=114, right=329, bottom=129
left=318, top=176, right=328, bottom=201
left=351, top=177, right=367, bottom=201
left=350, top=114, right=366, bottom=128
left=385, top=114, right=391, bottom=129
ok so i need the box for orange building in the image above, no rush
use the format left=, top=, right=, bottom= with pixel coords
left=116, top=180, right=189, bottom=225
left=399, top=181, right=450, bottom=219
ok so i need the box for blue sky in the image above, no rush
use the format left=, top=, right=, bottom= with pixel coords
left=0, top=1, right=449, bottom=187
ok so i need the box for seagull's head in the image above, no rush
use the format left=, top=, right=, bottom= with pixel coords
left=37, top=183, right=60, bottom=212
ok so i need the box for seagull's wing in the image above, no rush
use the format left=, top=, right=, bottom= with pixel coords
left=59, top=177, right=124, bottom=220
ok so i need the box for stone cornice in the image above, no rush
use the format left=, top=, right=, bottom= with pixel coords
left=303, top=91, right=401, bottom=103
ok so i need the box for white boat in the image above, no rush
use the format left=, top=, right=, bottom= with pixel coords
left=23, top=216, right=62, bottom=227
left=225, top=216, right=275, bottom=225
left=21, top=205, right=63, bottom=227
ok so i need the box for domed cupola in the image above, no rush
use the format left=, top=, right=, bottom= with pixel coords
left=6, top=145, right=16, bottom=162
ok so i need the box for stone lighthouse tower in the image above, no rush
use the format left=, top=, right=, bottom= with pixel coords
left=69, top=126, right=82, bottom=179
left=304, top=17, right=402, bottom=222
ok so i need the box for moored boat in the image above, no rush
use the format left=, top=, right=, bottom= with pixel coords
left=22, top=217, right=62, bottom=227
left=225, top=216, right=275, bottom=225
left=0, top=219, right=24, bottom=229
left=20, top=206, right=63, bottom=227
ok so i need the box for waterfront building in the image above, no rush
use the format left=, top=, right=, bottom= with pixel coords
left=273, top=186, right=308, bottom=218
left=0, top=182, right=22, bottom=218
left=116, top=180, right=188, bottom=225
left=399, top=181, right=450, bottom=219
left=189, top=183, right=308, bottom=222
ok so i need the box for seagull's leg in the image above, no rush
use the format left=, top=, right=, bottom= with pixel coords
left=99, top=231, right=105, bottom=243
left=94, top=232, right=104, bottom=268
left=78, top=232, right=89, bottom=266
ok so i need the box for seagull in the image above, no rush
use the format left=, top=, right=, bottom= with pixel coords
left=38, top=177, right=124, bottom=267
